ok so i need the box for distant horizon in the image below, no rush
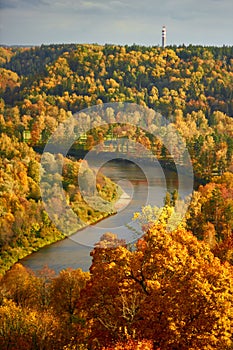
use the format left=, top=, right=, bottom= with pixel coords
left=1, top=42, right=233, bottom=49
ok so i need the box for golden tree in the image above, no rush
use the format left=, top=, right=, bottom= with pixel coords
left=81, top=224, right=233, bottom=349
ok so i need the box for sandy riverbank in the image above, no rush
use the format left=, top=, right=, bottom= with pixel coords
left=114, top=190, right=131, bottom=211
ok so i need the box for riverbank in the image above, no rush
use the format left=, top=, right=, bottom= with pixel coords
left=1, top=205, right=119, bottom=277
left=18, top=159, right=196, bottom=274
left=0, top=168, right=123, bottom=277
left=114, top=190, right=131, bottom=211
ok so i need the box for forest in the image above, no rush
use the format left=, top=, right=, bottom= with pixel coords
left=0, top=43, right=233, bottom=349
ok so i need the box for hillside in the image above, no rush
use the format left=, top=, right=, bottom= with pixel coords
left=0, top=44, right=233, bottom=349
left=0, top=44, right=233, bottom=179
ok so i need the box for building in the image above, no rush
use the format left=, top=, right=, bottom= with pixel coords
left=162, top=26, right=166, bottom=48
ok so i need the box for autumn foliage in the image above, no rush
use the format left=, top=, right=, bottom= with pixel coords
left=79, top=225, right=233, bottom=349
left=1, top=224, right=233, bottom=349
left=0, top=44, right=233, bottom=180
left=0, top=43, right=233, bottom=349
left=0, top=134, right=121, bottom=275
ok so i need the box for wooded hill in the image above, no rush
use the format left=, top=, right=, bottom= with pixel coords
left=0, top=44, right=233, bottom=349
left=0, top=44, right=233, bottom=179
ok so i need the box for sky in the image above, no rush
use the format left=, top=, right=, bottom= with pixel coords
left=0, top=0, right=232, bottom=47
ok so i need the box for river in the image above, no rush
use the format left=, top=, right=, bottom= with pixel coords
left=21, top=158, right=193, bottom=273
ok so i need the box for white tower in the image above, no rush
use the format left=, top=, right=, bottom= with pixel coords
left=162, top=26, right=166, bottom=48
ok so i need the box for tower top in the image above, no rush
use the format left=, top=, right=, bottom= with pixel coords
left=162, top=26, right=166, bottom=49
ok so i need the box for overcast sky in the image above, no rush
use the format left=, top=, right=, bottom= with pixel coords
left=0, top=0, right=232, bottom=46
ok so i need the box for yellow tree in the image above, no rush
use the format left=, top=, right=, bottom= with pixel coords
left=0, top=298, right=61, bottom=350
left=81, top=225, right=233, bottom=349
left=49, top=268, right=90, bottom=346
left=51, top=268, right=89, bottom=324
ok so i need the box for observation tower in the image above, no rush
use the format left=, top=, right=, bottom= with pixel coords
left=162, top=26, right=166, bottom=48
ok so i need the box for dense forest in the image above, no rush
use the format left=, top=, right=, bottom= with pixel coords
left=0, top=44, right=233, bottom=349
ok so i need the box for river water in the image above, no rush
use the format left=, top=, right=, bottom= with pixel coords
left=21, top=159, right=193, bottom=273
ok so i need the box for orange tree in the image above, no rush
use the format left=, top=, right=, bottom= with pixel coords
left=80, top=225, right=233, bottom=349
